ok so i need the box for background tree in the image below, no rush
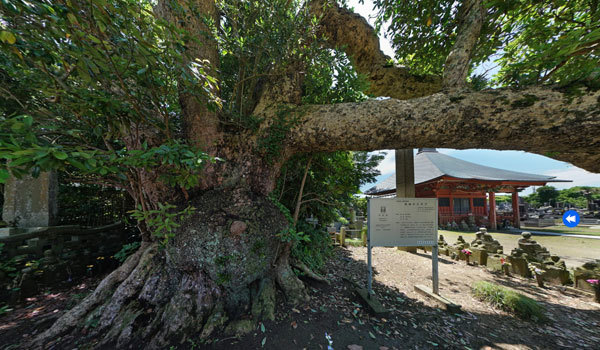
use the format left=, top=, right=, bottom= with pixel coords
left=0, top=0, right=598, bottom=347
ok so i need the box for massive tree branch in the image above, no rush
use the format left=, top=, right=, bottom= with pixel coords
left=289, top=87, right=600, bottom=172
left=309, top=0, right=441, bottom=100
left=443, top=0, right=485, bottom=89
left=157, top=0, right=220, bottom=151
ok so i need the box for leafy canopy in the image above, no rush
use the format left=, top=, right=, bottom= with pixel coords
left=369, top=0, right=600, bottom=87
left=0, top=0, right=218, bottom=198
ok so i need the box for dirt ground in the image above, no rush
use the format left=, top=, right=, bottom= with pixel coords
left=1, top=246, right=599, bottom=350
left=439, top=230, right=600, bottom=268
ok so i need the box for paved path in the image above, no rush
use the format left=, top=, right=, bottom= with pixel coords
left=509, top=228, right=600, bottom=240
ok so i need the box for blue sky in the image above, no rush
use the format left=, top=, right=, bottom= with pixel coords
left=350, top=0, right=600, bottom=195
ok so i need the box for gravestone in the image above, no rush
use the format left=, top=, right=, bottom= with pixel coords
left=2, top=172, right=58, bottom=228
left=470, top=228, right=503, bottom=254
left=448, top=235, right=470, bottom=260
left=470, top=228, right=503, bottom=266
left=574, top=260, right=600, bottom=292
left=437, top=234, right=450, bottom=256
left=508, top=232, right=570, bottom=284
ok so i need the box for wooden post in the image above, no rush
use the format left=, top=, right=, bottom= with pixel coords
left=489, top=192, right=497, bottom=230
left=361, top=228, right=367, bottom=247
left=340, top=226, right=346, bottom=246
left=396, top=149, right=417, bottom=252
left=395, top=149, right=415, bottom=198
left=449, top=196, right=454, bottom=224
left=512, top=191, right=521, bottom=228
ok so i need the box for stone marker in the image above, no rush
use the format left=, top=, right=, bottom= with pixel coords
left=448, top=235, right=470, bottom=260
left=470, top=228, right=503, bottom=266
left=574, top=260, right=600, bottom=292
left=2, top=172, right=58, bottom=227
left=508, top=232, right=570, bottom=284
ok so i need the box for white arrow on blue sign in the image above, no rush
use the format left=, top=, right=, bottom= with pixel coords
left=562, top=210, right=580, bottom=228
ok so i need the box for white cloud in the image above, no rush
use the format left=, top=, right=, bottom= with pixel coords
left=543, top=167, right=600, bottom=190
left=374, top=150, right=395, bottom=176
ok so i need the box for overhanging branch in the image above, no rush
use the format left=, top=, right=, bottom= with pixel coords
left=288, top=86, right=600, bottom=172
left=443, top=0, right=485, bottom=89
left=309, top=0, right=442, bottom=100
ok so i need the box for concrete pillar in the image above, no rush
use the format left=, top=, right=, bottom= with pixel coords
left=512, top=191, right=520, bottom=228
left=395, top=149, right=415, bottom=198
left=489, top=192, right=497, bottom=230
left=2, top=172, right=58, bottom=227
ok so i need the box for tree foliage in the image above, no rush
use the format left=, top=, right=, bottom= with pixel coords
left=0, top=0, right=221, bottom=237
left=370, top=0, right=600, bottom=87
left=524, top=186, right=600, bottom=208
left=276, top=151, right=383, bottom=225
left=216, top=0, right=320, bottom=124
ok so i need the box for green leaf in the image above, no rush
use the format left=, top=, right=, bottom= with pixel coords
left=0, top=31, right=16, bottom=44
left=22, top=115, right=33, bottom=128
left=0, top=169, right=10, bottom=183
left=66, top=13, right=78, bottom=25
left=261, top=337, right=266, bottom=347
left=260, top=323, right=265, bottom=333
left=53, top=151, right=68, bottom=160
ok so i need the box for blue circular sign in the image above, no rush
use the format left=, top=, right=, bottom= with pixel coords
left=562, top=210, right=580, bottom=227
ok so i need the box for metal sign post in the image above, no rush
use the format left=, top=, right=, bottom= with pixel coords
left=367, top=198, right=373, bottom=297
left=432, top=244, right=439, bottom=294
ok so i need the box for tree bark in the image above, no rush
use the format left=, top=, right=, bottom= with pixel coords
left=442, top=0, right=485, bottom=89
left=292, top=156, right=313, bottom=226
left=309, top=0, right=442, bottom=100
left=289, top=86, right=600, bottom=172
left=33, top=188, right=306, bottom=348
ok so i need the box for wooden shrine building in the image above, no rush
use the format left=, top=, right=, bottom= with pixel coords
left=364, top=149, right=570, bottom=229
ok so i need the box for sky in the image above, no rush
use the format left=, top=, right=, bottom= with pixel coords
left=348, top=0, right=600, bottom=195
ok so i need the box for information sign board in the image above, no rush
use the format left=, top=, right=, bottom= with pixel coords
left=368, top=198, right=438, bottom=247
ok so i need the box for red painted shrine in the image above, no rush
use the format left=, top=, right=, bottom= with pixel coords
left=364, top=149, right=570, bottom=229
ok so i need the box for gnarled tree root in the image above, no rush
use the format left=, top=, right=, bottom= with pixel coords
left=292, top=260, right=330, bottom=285
left=30, top=245, right=309, bottom=349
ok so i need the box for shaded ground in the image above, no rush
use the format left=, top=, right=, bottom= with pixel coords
left=439, top=230, right=600, bottom=268
left=1, top=246, right=599, bottom=349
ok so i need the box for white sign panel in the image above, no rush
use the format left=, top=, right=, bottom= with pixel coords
left=368, top=198, right=438, bottom=247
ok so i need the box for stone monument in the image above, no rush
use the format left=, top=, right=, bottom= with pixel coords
left=508, top=232, right=570, bottom=284
left=2, top=172, right=58, bottom=229
left=469, top=227, right=503, bottom=266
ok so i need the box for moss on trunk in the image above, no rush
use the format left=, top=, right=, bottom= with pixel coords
left=32, top=188, right=306, bottom=349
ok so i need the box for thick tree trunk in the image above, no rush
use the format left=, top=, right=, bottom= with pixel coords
left=32, top=188, right=307, bottom=348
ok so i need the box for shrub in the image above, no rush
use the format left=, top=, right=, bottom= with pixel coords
left=471, top=281, right=546, bottom=322
left=292, top=221, right=333, bottom=272
left=114, top=242, right=141, bottom=264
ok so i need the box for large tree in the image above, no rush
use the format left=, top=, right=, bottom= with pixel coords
left=0, top=0, right=599, bottom=347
